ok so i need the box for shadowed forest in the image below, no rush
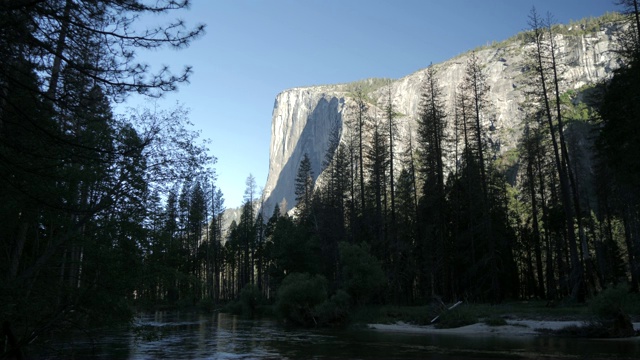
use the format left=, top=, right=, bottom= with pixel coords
left=2, top=0, right=640, bottom=356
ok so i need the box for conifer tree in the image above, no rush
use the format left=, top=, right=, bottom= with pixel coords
left=527, top=8, right=583, bottom=300
left=365, top=116, right=389, bottom=257
left=385, top=85, right=398, bottom=241
left=596, top=0, right=640, bottom=291
left=295, top=153, right=314, bottom=221
left=348, top=88, right=369, bottom=216
left=416, top=63, right=450, bottom=299
left=615, top=0, right=640, bottom=60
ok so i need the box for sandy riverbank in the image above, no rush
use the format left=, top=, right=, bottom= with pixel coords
left=368, top=320, right=640, bottom=337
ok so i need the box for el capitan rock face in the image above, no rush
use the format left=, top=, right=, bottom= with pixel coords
left=262, top=20, right=623, bottom=214
left=265, top=88, right=346, bottom=213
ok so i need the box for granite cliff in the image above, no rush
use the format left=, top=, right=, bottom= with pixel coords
left=262, top=17, right=624, bottom=214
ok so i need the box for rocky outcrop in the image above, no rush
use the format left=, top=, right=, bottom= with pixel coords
left=264, top=87, right=347, bottom=213
left=262, top=19, right=624, bottom=214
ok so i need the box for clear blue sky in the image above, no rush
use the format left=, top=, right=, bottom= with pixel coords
left=123, top=0, right=618, bottom=209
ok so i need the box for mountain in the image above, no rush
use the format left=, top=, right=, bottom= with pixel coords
left=262, top=15, right=624, bottom=214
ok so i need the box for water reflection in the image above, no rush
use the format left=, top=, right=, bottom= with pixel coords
left=33, top=312, right=640, bottom=359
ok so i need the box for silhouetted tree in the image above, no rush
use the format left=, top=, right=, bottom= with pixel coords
left=527, top=8, right=583, bottom=301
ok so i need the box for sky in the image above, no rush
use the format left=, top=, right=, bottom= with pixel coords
left=120, top=0, right=619, bottom=209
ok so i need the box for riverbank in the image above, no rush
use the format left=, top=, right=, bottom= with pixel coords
left=369, top=319, right=640, bottom=337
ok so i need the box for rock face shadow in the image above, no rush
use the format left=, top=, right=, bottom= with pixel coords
left=264, top=96, right=344, bottom=214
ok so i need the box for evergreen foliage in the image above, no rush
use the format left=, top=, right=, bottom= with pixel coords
left=275, top=273, right=328, bottom=327
left=338, top=242, right=386, bottom=305
left=0, top=2, right=210, bottom=354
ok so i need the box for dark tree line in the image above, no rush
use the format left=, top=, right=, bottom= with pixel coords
left=0, top=0, right=210, bottom=356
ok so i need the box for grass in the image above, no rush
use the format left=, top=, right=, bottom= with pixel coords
left=436, top=306, right=478, bottom=329
left=484, top=316, right=508, bottom=327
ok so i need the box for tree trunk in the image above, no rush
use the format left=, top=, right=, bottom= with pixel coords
left=548, top=24, right=584, bottom=301
left=46, top=0, right=73, bottom=101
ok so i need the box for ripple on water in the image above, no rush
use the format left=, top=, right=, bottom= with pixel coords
left=32, top=312, right=640, bottom=360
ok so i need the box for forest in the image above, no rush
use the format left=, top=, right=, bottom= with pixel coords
left=1, top=0, right=640, bottom=355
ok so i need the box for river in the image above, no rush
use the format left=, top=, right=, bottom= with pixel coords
left=32, top=311, right=640, bottom=359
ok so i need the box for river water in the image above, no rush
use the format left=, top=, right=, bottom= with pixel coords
left=33, top=311, right=640, bottom=359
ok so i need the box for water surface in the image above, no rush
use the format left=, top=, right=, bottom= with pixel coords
left=34, top=312, right=640, bottom=359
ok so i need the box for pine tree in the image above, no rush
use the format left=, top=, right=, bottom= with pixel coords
left=348, top=88, right=369, bottom=216
left=295, top=153, right=315, bottom=221
left=0, top=1, right=210, bottom=345
left=416, top=63, right=450, bottom=299
left=527, top=8, right=583, bottom=301
left=384, top=84, right=398, bottom=244
left=519, top=122, right=547, bottom=298
left=597, top=0, right=640, bottom=291
left=614, top=0, right=640, bottom=60
left=365, top=115, right=389, bottom=259
left=239, top=175, right=258, bottom=289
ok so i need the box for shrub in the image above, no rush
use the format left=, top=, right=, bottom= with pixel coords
left=587, top=283, right=638, bottom=337
left=589, top=283, right=635, bottom=319
left=221, top=284, right=265, bottom=318
left=275, top=273, right=328, bottom=327
left=339, top=242, right=386, bottom=305
left=315, top=290, right=351, bottom=327
left=435, top=305, right=478, bottom=329
left=239, top=284, right=263, bottom=318
left=484, top=316, right=507, bottom=327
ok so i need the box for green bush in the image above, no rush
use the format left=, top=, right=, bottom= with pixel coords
left=584, top=283, right=639, bottom=337
left=315, top=290, right=351, bottom=327
left=484, top=316, right=507, bottom=326
left=220, top=284, right=265, bottom=318
left=435, top=305, right=478, bottom=329
left=339, top=242, right=386, bottom=305
left=275, top=273, right=328, bottom=327
left=589, top=283, right=636, bottom=319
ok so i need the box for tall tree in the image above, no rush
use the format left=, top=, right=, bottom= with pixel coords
left=384, top=84, right=398, bottom=241
left=463, top=52, right=490, bottom=203
left=365, top=115, right=389, bottom=257
left=350, top=88, right=369, bottom=215
left=239, top=174, right=258, bottom=289
left=416, top=63, right=450, bottom=299
left=597, top=0, right=640, bottom=291
left=461, top=51, right=501, bottom=301
left=520, top=122, right=547, bottom=298
left=294, top=153, right=314, bottom=221
left=317, top=123, right=349, bottom=283
left=210, top=186, right=225, bottom=302
left=527, top=8, right=583, bottom=301
left=615, top=0, right=640, bottom=60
